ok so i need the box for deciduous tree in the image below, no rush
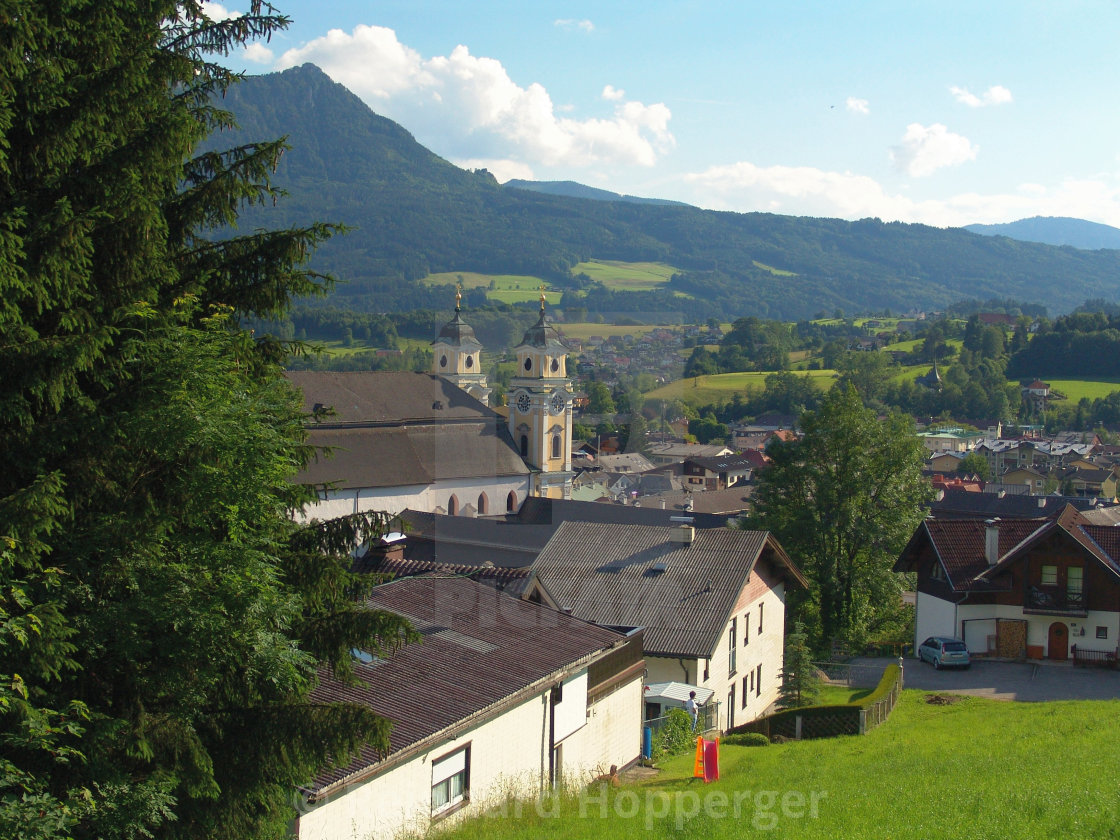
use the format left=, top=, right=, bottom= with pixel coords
left=748, top=386, right=931, bottom=651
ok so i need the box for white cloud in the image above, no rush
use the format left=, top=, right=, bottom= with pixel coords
left=846, top=97, right=869, bottom=115
left=681, top=160, right=1120, bottom=229
left=890, top=123, right=977, bottom=177
left=243, top=42, right=274, bottom=63
left=950, top=84, right=1013, bottom=107
left=602, top=85, right=625, bottom=101
left=275, top=26, right=674, bottom=169
left=200, top=2, right=238, bottom=20
left=554, top=18, right=594, bottom=32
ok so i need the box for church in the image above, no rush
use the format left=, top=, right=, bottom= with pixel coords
left=288, top=293, right=574, bottom=520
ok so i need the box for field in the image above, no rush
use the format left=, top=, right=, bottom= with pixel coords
left=572, top=259, right=679, bottom=291
left=646, top=370, right=837, bottom=406
left=1049, top=379, right=1120, bottom=401
left=420, top=271, right=561, bottom=305
left=439, top=691, right=1120, bottom=840
left=558, top=322, right=663, bottom=341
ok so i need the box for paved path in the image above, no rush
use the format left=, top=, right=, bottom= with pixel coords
left=846, top=656, right=1120, bottom=701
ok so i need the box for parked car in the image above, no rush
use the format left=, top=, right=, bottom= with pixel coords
left=917, top=637, right=971, bottom=669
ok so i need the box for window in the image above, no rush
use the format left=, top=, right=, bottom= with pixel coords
left=758, top=602, right=764, bottom=635
left=506, top=491, right=517, bottom=512
left=447, top=495, right=458, bottom=516
left=520, top=434, right=528, bottom=458
left=477, top=492, right=488, bottom=515
left=552, top=434, right=561, bottom=459
left=703, top=659, right=709, bottom=681
left=1097, top=626, right=1108, bottom=640
left=755, top=663, right=762, bottom=697
left=1040, top=565, right=1057, bottom=586
left=729, top=619, right=738, bottom=677
left=431, top=745, right=470, bottom=815
left=749, top=670, right=754, bottom=692
left=742, top=676, right=749, bottom=709
left=1067, top=566, right=1083, bottom=595
left=744, top=612, right=750, bottom=645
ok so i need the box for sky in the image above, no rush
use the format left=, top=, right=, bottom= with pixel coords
left=208, top=1, right=1120, bottom=229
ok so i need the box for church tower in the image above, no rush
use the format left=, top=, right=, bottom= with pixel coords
left=508, top=290, right=573, bottom=499
left=432, top=288, right=490, bottom=405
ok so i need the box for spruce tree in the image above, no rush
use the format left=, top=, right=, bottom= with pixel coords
left=777, top=620, right=820, bottom=710
left=1, top=3, right=414, bottom=838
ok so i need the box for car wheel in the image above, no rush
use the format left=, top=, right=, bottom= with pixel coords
left=933, top=658, right=941, bottom=670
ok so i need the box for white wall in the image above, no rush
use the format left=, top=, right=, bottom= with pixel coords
left=297, top=475, right=531, bottom=522
left=914, top=591, right=958, bottom=652
left=297, top=669, right=642, bottom=840
left=955, top=603, right=1120, bottom=658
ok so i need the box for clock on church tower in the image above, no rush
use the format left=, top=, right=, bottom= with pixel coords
left=507, top=291, right=573, bottom=499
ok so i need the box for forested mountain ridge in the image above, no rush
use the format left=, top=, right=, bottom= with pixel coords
left=213, top=64, right=1120, bottom=320
left=965, top=216, right=1120, bottom=251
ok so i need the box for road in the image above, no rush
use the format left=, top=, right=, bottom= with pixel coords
left=847, top=656, right=1120, bottom=701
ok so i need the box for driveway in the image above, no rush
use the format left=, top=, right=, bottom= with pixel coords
left=846, top=656, right=1120, bottom=701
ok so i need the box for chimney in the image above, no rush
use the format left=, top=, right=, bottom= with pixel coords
left=984, top=519, right=999, bottom=566
left=674, top=524, right=695, bottom=547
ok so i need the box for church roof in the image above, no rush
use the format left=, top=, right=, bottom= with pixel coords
left=432, top=309, right=482, bottom=350
left=515, top=307, right=569, bottom=354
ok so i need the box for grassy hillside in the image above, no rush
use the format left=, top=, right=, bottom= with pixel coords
left=572, top=260, right=679, bottom=291
left=646, top=370, right=837, bottom=405
left=439, top=691, right=1120, bottom=840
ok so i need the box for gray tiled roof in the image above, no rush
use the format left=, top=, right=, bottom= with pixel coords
left=308, top=575, right=624, bottom=797
left=285, top=371, right=529, bottom=488
left=528, top=522, right=806, bottom=658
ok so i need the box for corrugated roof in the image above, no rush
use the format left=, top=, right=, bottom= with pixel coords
left=527, top=522, right=806, bottom=658
left=286, top=371, right=495, bottom=425
left=309, top=576, right=623, bottom=797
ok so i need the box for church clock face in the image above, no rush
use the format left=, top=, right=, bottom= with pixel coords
left=516, top=392, right=531, bottom=414
left=550, top=392, right=566, bottom=415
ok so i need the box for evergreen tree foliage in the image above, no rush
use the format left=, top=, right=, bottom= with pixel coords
left=747, top=386, right=931, bottom=651
left=1, top=3, right=414, bottom=838
left=777, top=621, right=820, bottom=710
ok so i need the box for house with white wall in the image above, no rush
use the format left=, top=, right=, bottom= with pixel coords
left=287, top=371, right=531, bottom=520
left=522, top=522, right=807, bottom=732
left=895, top=505, right=1120, bottom=663
left=296, top=575, right=644, bottom=840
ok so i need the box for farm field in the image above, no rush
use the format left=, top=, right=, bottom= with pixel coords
left=438, top=691, right=1120, bottom=840
left=420, top=271, right=561, bottom=305
left=1048, top=379, right=1120, bottom=401
left=646, top=370, right=837, bottom=406
left=571, top=259, right=679, bottom=290
left=557, top=322, right=663, bottom=341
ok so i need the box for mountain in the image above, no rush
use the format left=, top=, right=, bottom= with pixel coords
left=965, top=217, right=1120, bottom=250
left=503, top=179, right=690, bottom=207
left=211, top=64, right=1120, bottom=320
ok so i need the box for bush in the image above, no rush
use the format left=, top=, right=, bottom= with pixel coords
left=723, top=732, right=770, bottom=747
left=652, top=709, right=697, bottom=760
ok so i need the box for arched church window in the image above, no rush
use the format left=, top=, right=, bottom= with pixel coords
left=448, top=495, right=459, bottom=516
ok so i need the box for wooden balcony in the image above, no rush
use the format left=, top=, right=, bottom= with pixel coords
left=1023, top=586, right=1088, bottom=616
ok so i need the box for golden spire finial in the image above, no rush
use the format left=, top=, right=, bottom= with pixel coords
left=539, top=284, right=547, bottom=311
left=455, top=283, right=462, bottom=311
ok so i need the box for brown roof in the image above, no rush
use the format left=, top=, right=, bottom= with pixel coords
left=308, top=575, right=624, bottom=797
left=896, top=505, right=1120, bottom=590
left=285, top=370, right=496, bottom=424
left=527, top=522, right=806, bottom=658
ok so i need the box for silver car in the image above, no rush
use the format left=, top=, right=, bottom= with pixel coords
left=918, top=636, right=971, bottom=669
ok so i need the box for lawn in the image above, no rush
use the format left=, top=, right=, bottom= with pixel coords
left=646, top=370, right=837, bottom=406
left=439, top=691, right=1120, bottom=840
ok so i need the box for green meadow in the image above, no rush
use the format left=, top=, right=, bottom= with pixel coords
left=439, top=691, right=1120, bottom=840
left=646, top=370, right=837, bottom=406
left=420, top=271, right=561, bottom=305
left=572, top=259, right=679, bottom=290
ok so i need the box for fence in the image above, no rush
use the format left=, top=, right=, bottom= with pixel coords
left=644, top=701, right=720, bottom=741
left=730, top=662, right=904, bottom=741
left=813, top=661, right=888, bottom=688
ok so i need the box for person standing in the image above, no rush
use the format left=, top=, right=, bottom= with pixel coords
left=685, top=690, right=699, bottom=729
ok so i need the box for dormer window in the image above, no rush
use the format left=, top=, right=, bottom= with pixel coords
left=465, top=355, right=474, bottom=368
left=440, top=354, right=447, bottom=368
left=524, top=357, right=532, bottom=371
left=551, top=358, right=559, bottom=372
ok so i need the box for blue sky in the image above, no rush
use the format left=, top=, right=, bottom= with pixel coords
left=210, top=1, right=1120, bottom=228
